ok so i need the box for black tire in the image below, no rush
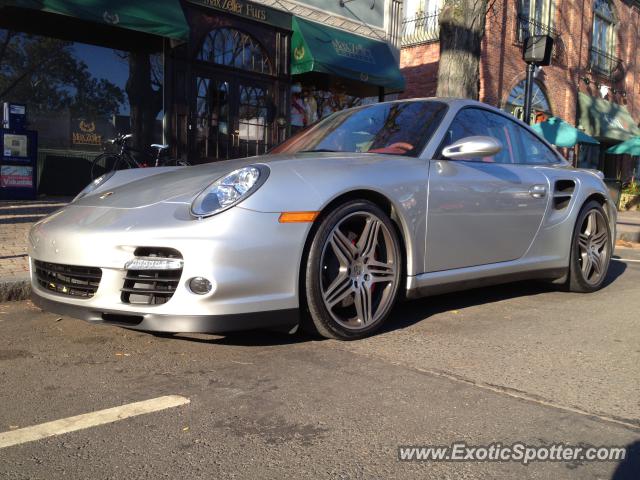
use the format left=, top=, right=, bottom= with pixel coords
left=303, top=200, right=402, bottom=340
left=567, top=200, right=612, bottom=292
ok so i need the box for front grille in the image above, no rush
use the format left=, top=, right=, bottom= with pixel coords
left=121, top=248, right=183, bottom=305
left=34, top=260, right=102, bottom=298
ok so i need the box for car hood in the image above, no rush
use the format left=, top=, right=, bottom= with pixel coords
left=76, top=157, right=267, bottom=209
left=74, top=152, right=386, bottom=209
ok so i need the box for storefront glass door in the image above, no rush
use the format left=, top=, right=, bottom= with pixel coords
left=193, top=73, right=274, bottom=162
left=194, top=75, right=233, bottom=161
left=237, top=82, right=271, bottom=158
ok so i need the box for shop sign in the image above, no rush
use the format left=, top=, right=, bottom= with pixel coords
left=187, top=0, right=291, bottom=30
left=72, top=120, right=102, bottom=146
left=332, top=40, right=375, bottom=64
left=1, top=165, right=33, bottom=188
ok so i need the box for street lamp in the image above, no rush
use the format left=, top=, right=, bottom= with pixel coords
left=522, top=35, right=554, bottom=125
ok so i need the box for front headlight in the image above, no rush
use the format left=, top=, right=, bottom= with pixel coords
left=190, top=165, right=269, bottom=218
left=73, top=170, right=116, bottom=202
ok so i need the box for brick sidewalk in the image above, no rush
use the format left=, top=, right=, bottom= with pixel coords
left=0, top=198, right=71, bottom=278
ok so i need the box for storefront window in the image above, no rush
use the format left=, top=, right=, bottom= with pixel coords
left=198, top=28, right=272, bottom=75
left=504, top=79, right=551, bottom=124
left=291, top=83, right=378, bottom=133
left=0, top=29, right=164, bottom=193
left=590, top=0, right=616, bottom=75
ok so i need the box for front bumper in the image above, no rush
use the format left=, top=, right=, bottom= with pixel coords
left=28, top=202, right=310, bottom=333
left=31, top=291, right=298, bottom=333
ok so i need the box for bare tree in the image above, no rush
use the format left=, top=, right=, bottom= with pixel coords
left=435, top=0, right=489, bottom=99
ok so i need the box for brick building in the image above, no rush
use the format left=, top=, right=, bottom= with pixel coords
left=400, top=0, right=640, bottom=180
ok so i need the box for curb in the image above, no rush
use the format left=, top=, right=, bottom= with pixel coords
left=0, top=276, right=31, bottom=303
left=616, top=228, right=640, bottom=244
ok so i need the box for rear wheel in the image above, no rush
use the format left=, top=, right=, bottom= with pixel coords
left=568, top=200, right=612, bottom=292
left=303, top=200, right=402, bottom=340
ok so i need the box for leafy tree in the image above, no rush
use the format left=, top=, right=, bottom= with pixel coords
left=0, top=30, right=124, bottom=117
left=436, top=0, right=489, bottom=99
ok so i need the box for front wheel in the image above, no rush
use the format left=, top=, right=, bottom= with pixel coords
left=567, top=200, right=612, bottom=292
left=303, top=200, right=402, bottom=340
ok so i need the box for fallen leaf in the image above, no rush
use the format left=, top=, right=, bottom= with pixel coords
left=182, top=426, right=190, bottom=432
left=452, top=310, right=459, bottom=314
left=55, top=318, right=62, bottom=322
left=9, top=425, right=19, bottom=430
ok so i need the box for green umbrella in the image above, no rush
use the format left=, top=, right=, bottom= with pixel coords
left=606, top=137, right=640, bottom=156
left=531, top=117, right=600, bottom=148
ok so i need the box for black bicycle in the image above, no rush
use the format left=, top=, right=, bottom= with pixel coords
left=90, top=134, right=190, bottom=180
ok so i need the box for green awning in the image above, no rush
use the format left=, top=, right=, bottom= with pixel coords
left=291, top=17, right=405, bottom=91
left=606, top=137, right=640, bottom=156
left=531, top=117, right=599, bottom=147
left=1, top=0, right=189, bottom=40
left=577, top=92, right=640, bottom=142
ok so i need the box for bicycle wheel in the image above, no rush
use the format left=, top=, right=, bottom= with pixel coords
left=90, top=153, right=135, bottom=180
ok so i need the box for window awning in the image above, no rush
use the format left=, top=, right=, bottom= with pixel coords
left=577, top=92, right=640, bottom=142
left=291, top=17, right=405, bottom=91
left=1, top=0, right=189, bottom=40
left=531, top=116, right=599, bottom=147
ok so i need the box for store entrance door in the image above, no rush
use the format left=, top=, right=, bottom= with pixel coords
left=192, top=71, right=273, bottom=162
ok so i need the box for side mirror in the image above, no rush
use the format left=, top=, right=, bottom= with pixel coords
left=441, top=136, right=503, bottom=161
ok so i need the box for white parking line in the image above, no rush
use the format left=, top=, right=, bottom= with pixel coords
left=0, top=395, right=190, bottom=449
left=613, top=257, right=640, bottom=263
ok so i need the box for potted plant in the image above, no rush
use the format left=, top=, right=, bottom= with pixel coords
left=620, top=172, right=640, bottom=211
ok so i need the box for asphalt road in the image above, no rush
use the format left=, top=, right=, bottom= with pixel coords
left=0, top=248, right=639, bottom=479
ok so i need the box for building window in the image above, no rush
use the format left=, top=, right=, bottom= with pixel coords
left=198, top=28, right=272, bottom=75
left=590, top=0, right=616, bottom=76
left=401, top=0, right=440, bottom=47
left=0, top=28, right=164, bottom=194
left=504, top=79, right=551, bottom=124
left=516, top=0, right=558, bottom=43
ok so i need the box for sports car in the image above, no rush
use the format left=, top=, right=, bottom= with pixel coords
left=28, top=99, right=616, bottom=340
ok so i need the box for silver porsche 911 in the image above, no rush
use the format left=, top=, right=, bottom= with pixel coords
left=29, top=99, right=616, bottom=340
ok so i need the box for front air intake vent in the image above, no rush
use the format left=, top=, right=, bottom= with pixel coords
left=121, top=247, right=183, bottom=305
left=34, top=261, right=102, bottom=298
left=133, top=247, right=182, bottom=259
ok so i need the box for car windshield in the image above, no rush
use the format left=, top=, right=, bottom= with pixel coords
left=271, top=101, right=448, bottom=157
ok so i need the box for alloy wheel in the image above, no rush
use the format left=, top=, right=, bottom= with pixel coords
left=577, top=209, right=609, bottom=285
left=319, top=211, right=399, bottom=330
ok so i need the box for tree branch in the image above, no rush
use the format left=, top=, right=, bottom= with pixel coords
left=0, top=48, right=64, bottom=99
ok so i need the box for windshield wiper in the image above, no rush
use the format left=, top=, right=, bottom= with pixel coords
left=299, top=149, right=338, bottom=153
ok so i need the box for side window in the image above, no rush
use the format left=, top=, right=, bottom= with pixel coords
left=517, top=127, right=562, bottom=164
left=439, top=108, right=517, bottom=164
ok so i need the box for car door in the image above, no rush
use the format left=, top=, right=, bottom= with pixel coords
left=425, top=107, right=550, bottom=272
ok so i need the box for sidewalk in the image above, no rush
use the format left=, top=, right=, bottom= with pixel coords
left=0, top=198, right=639, bottom=302
left=0, top=197, right=70, bottom=301
left=616, top=210, right=640, bottom=243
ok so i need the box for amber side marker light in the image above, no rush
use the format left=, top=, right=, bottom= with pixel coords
left=278, top=211, right=320, bottom=223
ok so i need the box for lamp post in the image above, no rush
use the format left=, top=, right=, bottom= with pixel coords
left=523, top=63, right=536, bottom=126
left=522, top=35, right=554, bottom=125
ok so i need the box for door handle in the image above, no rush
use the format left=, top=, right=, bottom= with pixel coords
left=529, top=184, right=547, bottom=198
